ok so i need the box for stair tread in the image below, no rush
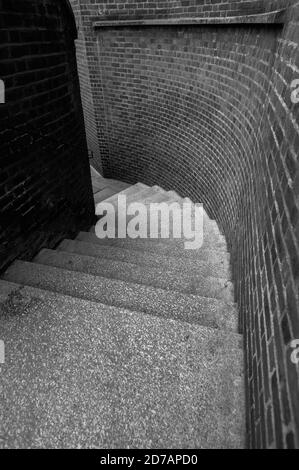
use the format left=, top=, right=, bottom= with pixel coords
left=90, top=166, right=131, bottom=189
left=0, top=280, right=244, bottom=449
left=94, top=186, right=128, bottom=204
left=132, top=188, right=172, bottom=205
left=100, top=190, right=220, bottom=229
left=35, top=248, right=234, bottom=302
left=94, top=193, right=226, bottom=247
left=59, top=238, right=230, bottom=276
left=93, top=182, right=130, bottom=197
left=59, top=237, right=230, bottom=278
left=91, top=179, right=105, bottom=192
left=2, top=260, right=238, bottom=331
left=100, top=180, right=130, bottom=191
left=92, top=216, right=226, bottom=246
left=105, top=185, right=161, bottom=205
left=100, top=183, right=149, bottom=205
left=77, top=231, right=229, bottom=261
left=90, top=165, right=103, bottom=180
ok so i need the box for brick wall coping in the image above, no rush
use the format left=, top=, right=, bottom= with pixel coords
left=93, top=9, right=286, bottom=29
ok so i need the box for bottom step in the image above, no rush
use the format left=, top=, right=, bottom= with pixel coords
left=0, top=281, right=245, bottom=449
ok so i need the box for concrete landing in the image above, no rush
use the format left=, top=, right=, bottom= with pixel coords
left=0, top=281, right=245, bottom=449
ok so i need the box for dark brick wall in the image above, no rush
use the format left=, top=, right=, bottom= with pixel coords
left=71, top=0, right=299, bottom=448
left=0, top=0, right=95, bottom=272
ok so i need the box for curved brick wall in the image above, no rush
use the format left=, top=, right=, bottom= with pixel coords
left=72, top=0, right=299, bottom=448
left=70, top=0, right=289, bottom=168
left=98, top=24, right=279, bottom=218
left=87, top=0, right=287, bottom=20
left=0, top=0, right=94, bottom=271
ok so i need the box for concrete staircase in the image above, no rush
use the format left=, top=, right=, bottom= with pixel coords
left=0, top=174, right=245, bottom=449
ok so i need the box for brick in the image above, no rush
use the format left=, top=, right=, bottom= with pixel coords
left=0, top=0, right=95, bottom=272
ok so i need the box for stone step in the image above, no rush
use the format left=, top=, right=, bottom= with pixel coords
left=90, top=165, right=101, bottom=176
left=35, top=249, right=234, bottom=302
left=2, top=261, right=238, bottom=332
left=0, top=280, right=245, bottom=449
left=102, top=185, right=168, bottom=209
left=91, top=175, right=129, bottom=192
left=61, top=235, right=230, bottom=276
left=94, top=184, right=226, bottom=244
left=90, top=166, right=131, bottom=189
left=59, top=239, right=231, bottom=280
left=91, top=179, right=105, bottom=193
left=93, top=190, right=227, bottom=248
left=99, top=183, right=150, bottom=206
left=93, top=182, right=152, bottom=203
left=101, top=188, right=223, bottom=237
left=94, top=185, right=129, bottom=204
left=77, top=231, right=229, bottom=262
left=123, top=188, right=214, bottom=224
left=92, top=213, right=226, bottom=247
left=103, top=180, right=130, bottom=191
left=135, top=188, right=173, bottom=205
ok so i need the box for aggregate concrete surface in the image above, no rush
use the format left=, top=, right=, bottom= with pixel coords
left=0, top=282, right=245, bottom=449
left=3, top=261, right=238, bottom=331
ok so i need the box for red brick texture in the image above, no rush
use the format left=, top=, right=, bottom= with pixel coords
left=0, top=0, right=95, bottom=272
left=72, top=0, right=299, bottom=448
